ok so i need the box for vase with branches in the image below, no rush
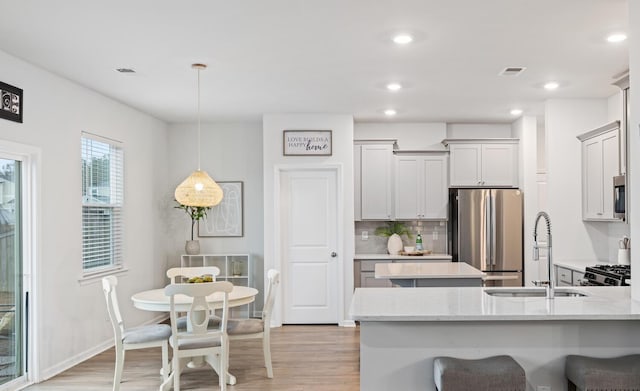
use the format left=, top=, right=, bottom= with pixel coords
left=175, top=201, right=211, bottom=254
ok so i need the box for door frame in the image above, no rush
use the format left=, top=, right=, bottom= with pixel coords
left=0, top=139, right=40, bottom=388
left=272, top=164, right=344, bottom=326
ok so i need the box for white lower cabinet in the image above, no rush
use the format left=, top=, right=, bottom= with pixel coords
left=394, top=152, right=448, bottom=220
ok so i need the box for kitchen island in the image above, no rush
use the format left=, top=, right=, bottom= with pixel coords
left=374, top=261, right=485, bottom=287
left=350, top=286, right=640, bottom=391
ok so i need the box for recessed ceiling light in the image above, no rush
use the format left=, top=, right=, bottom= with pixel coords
left=544, top=81, right=559, bottom=90
left=392, top=34, right=413, bottom=45
left=384, top=109, right=397, bottom=116
left=386, top=83, right=402, bottom=91
left=606, top=33, right=627, bottom=43
left=510, top=109, right=523, bottom=116
left=116, top=68, right=136, bottom=73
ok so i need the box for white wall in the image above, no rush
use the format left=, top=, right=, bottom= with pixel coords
left=545, top=99, right=615, bottom=263
left=0, top=49, right=170, bottom=379
left=447, top=123, right=512, bottom=138
left=354, top=122, right=446, bottom=150
left=512, top=115, right=539, bottom=284
left=166, top=122, right=265, bottom=309
left=263, top=114, right=354, bottom=326
left=629, top=0, right=640, bottom=300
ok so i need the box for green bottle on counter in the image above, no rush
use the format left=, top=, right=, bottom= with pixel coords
left=415, top=233, right=423, bottom=251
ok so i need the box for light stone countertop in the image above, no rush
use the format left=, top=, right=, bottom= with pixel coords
left=350, top=286, right=640, bottom=321
left=355, top=253, right=452, bottom=260
left=374, top=261, right=484, bottom=279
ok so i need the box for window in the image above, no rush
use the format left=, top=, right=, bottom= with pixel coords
left=81, top=133, right=123, bottom=272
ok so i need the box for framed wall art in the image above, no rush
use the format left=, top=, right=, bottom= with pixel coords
left=0, top=81, right=23, bottom=123
left=283, top=130, right=332, bottom=156
left=198, top=181, right=244, bottom=237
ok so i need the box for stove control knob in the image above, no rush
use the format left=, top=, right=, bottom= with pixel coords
left=604, top=278, right=616, bottom=285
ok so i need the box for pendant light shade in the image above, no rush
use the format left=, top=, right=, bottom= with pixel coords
left=174, top=170, right=223, bottom=207
left=174, top=63, right=224, bottom=207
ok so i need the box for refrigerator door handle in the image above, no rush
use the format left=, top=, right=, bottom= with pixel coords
left=484, top=192, right=491, bottom=270
left=490, top=191, right=497, bottom=266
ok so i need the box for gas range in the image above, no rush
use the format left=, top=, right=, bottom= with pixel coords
left=582, top=264, right=631, bottom=286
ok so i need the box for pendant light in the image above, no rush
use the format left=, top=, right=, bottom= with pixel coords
left=174, top=63, right=224, bottom=207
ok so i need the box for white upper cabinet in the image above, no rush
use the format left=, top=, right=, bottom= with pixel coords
left=577, top=122, right=620, bottom=221
left=445, top=140, right=519, bottom=188
left=395, top=153, right=448, bottom=220
left=356, top=140, right=395, bottom=220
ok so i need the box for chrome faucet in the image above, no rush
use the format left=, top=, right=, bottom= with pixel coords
left=533, top=211, right=554, bottom=299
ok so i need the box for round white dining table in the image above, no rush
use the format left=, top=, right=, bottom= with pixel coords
left=131, top=285, right=258, bottom=312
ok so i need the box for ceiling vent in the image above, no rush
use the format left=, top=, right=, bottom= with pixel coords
left=499, top=67, right=526, bottom=77
left=116, top=68, right=136, bottom=73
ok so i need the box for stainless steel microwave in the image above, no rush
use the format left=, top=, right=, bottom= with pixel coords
left=613, top=174, right=626, bottom=221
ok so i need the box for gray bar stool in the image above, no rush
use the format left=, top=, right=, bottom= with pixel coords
left=433, top=355, right=526, bottom=391
left=565, top=354, right=640, bottom=390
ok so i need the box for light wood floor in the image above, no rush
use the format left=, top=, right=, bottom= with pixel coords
left=25, top=325, right=360, bottom=391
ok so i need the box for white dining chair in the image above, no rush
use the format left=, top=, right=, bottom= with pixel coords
left=166, top=266, right=221, bottom=284
left=167, top=266, right=223, bottom=329
left=228, top=269, right=280, bottom=378
left=102, top=276, right=171, bottom=391
left=162, top=281, right=234, bottom=391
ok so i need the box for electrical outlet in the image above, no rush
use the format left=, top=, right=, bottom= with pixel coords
left=361, top=231, right=368, bottom=240
left=536, top=386, right=551, bottom=391
left=432, top=230, right=438, bottom=240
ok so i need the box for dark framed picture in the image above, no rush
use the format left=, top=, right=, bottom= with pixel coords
left=283, top=130, right=332, bottom=156
left=0, top=81, right=23, bottom=123
left=198, top=181, right=244, bottom=237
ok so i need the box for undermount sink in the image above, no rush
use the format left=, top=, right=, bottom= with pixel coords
left=484, top=288, right=588, bottom=298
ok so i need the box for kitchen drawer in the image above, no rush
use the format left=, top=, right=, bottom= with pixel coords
left=556, top=266, right=573, bottom=285
left=360, top=271, right=393, bottom=288
left=572, top=270, right=585, bottom=286
left=360, top=260, right=391, bottom=272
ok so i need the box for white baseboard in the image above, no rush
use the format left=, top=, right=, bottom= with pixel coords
left=340, top=320, right=356, bottom=327
left=38, top=313, right=168, bottom=382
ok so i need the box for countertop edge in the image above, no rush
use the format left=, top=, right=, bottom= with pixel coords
left=350, top=314, right=640, bottom=322
left=355, top=253, right=452, bottom=260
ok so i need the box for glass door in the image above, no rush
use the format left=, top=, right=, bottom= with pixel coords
left=0, top=158, right=23, bottom=386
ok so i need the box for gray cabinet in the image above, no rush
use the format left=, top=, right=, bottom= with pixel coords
left=355, top=260, right=393, bottom=288
left=555, top=265, right=585, bottom=287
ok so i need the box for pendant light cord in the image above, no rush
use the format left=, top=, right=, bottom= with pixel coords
left=197, top=67, right=202, bottom=171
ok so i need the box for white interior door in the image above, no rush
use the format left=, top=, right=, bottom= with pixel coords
left=280, top=169, right=339, bottom=324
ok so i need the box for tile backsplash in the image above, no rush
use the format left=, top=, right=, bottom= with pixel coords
left=355, top=220, right=448, bottom=254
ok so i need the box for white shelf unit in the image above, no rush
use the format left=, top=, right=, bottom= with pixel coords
left=181, top=253, right=253, bottom=317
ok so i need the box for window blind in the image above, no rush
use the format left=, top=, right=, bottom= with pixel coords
left=81, top=133, right=123, bottom=271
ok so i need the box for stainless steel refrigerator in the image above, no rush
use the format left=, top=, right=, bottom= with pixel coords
left=449, top=188, right=524, bottom=286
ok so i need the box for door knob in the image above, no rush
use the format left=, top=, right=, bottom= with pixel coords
left=331, top=252, right=338, bottom=258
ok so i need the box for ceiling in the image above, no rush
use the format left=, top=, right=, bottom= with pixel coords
left=0, top=0, right=629, bottom=124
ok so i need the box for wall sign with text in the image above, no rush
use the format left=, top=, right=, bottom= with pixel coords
left=0, top=81, right=23, bottom=123
left=283, top=130, right=332, bottom=156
